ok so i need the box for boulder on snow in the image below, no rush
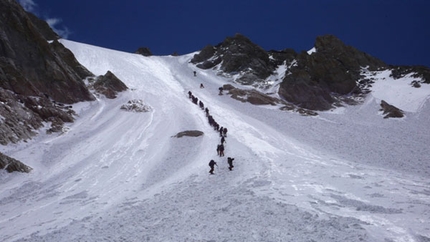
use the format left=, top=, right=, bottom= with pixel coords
left=411, top=80, right=421, bottom=88
left=120, top=99, right=152, bottom=112
left=227, top=87, right=279, bottom=105
left=172, top=130, right=204, bottom=138
left=135, top=47, right=152, bottom=56
left=93, top=71, right=128, bottom=99
left=0, top=152, right=32, bottom=173
left=380, top=100, right=404, bottom=119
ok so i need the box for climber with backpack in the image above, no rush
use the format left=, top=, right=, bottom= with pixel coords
left=227, top=157, right=235, bottom=171
left=209, top=160, right=217, bottom=174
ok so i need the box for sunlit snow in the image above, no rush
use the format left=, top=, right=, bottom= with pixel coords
left=365, top=69, right=430, bottom=112
left=307, top=47, right=316, bottom=55
left=0, top=39, right=429, bottom=242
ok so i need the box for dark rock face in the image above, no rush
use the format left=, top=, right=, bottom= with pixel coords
left=191, top=34, right=394, bottom=111
left=50, top=40, right=94, bottom=80
left=92, top=71, right=128, bottom=99
left=0, top=0, right=95, bottom=142
left=0, top=88, right=41, bottom=144
left=267, top=48, right=297, bottom=66
left=191, top=34, right=430, bottom=113
left=135, top=47, right=152, bottom=56
left=225, top=84, right=280, bottom=105
left=222, top=84, right=317, bottom=116
left=191, top=34, right=277, bottom=85
left=0, top=0, right=100, bottom=170
left=279, top=35, right=387, bottom=110
left=173, top=130, right=204, bottom=138
left=27, top=11, right=59, bottom=41
left=0, top=152, right=32, bottom=173
left=389, top=65, right=430, bottom=84
left=0, top=0, right=94, bottom=104
left=191, top=45, right=219, bottom=69
left=380, top=100, right=404, bottom=119
left=0, top=87, right=76, bottom=145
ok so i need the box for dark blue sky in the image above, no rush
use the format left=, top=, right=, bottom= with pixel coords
left=22, top=0, right=429, bottom=67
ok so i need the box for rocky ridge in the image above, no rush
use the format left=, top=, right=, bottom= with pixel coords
left=0, top=0, right=128, bottom=172
left=191, top=33, right=429, bottom=112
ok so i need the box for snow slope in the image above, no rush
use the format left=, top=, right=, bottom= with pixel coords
left=1, top=39, right=429, bottom=242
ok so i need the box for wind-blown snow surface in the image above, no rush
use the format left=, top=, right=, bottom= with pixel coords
left=1, top=40, right=430, bottom=242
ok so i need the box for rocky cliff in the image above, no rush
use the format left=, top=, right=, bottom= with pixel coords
left=191, top=33, right=429, bottom=111
left=191, top=34, right=278, bottom=85
left=0, top=0, right=97, bottom=172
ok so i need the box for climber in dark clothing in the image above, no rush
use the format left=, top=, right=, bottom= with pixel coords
left=208, top=115, right=214, bottom=126
left=205, top=107, right=209, bottom=117
left=223, top=127, right=228, bottom=137
left=214, top=122, right=219, bottom=131
left=227, top=157, right=234, bottom=171
left=209, top=160, right=217, bottom=174
left=219, top=87, right=224, bottom=95
left=219, top=144, right=225, bottom=157
left=220, top=136, right=225, bottom=145
left=216, top=144, right=221, bottom=156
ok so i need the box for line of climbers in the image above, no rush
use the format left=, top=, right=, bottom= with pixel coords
left=187, top=90, right=234, bottom=175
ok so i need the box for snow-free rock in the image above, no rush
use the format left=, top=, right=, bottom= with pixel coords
left=93, top=71, right=128, bottom=99
left=279, top=35, right=387, bottom=111
left=135, top=47, right=152, bottom=56
left=120, top=99, right=151, bottom=112
left=380, top=100, right=404, bottom=118
left=0, top=152, right=32, bottom=173
left=191, top=33, right=277, bottom=85
left=0, top=0, right=95, bottom=144
left=172, top=130, right=204, bottom=138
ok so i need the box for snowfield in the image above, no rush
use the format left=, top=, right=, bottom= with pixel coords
left=1, top=39, right=429, bottom=242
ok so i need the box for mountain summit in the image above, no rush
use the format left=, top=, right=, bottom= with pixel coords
left=192, top=33, right=429, bottom=111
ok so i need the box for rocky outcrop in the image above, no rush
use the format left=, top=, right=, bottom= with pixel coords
left=0, top=88, right=41, bottom=144
left=191, top=34, right=277, bottom=85
left=0, top=0, right=94, bottom=104
left=26, top=11, right=59, bottom=41
left=279, top=35, right=387, bottom=110
left=191, top=34, right=392, bottom=111
left=91, top=71, right=128, bottom=99
left=223, top=84, right=280, bottom=106
left=221, top=84, right=317, bottom=116
left=0, top=0, right=96, bottom=145
left=191, top=34, right=429, bottom=113
left=267, top=48, right=297, bottom=66
left=173, top=130, right=204, bottom=138
left=0, top=152, right=32, bottom=173
left=0, top=87, right=76, bottom=145
left=135, top=47, right=152, bottom=57
left=120, top=99, right=151, bottom=112
left=389, top=65, right=430, bottom=84
left=380, top=100, right=404, bottom=119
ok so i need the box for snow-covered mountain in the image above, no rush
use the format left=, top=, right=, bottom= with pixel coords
left=1, top=39, right=430, bottom=242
